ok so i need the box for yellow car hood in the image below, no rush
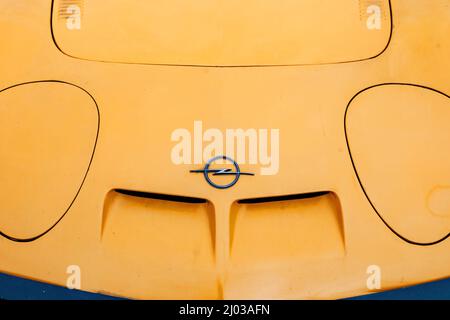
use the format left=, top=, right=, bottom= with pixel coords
left=0, top=0, right=449, bottom=299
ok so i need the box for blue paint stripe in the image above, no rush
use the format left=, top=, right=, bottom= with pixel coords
left=349, top=277, right=450, bottom=300
left=0, top=272, right=449, bottom=300
left=0, top=273, right=122, bottom=300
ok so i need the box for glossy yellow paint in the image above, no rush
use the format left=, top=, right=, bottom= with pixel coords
left=0, top=0, right=449, bottom=299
